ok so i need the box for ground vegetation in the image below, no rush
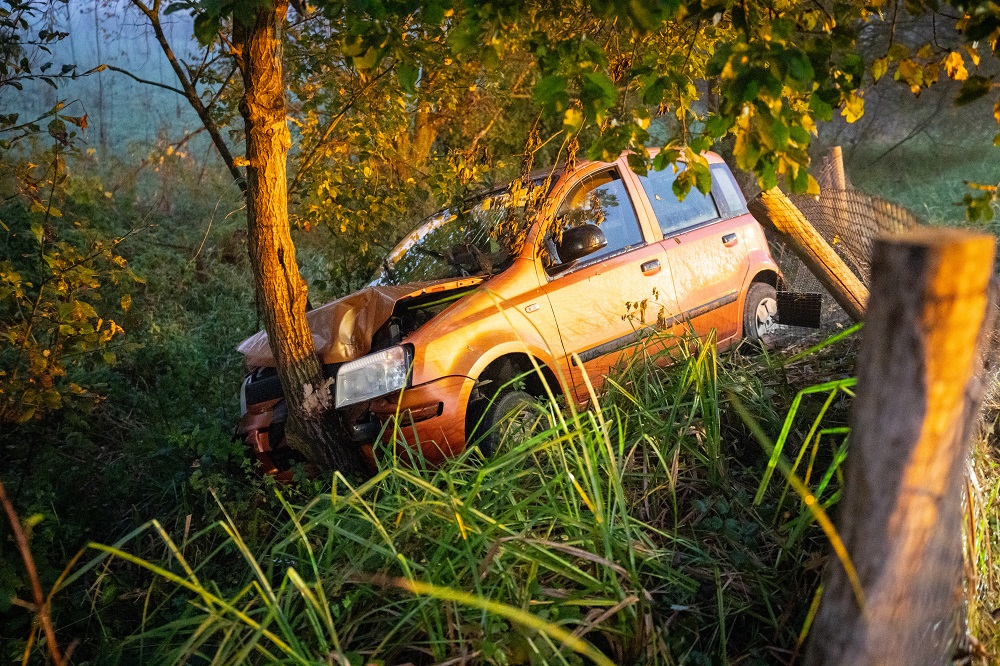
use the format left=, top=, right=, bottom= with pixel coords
left=1, top=0, right=1000, bottom=662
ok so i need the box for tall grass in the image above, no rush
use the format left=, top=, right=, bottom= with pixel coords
left=73, top=330, right=877, bottom=665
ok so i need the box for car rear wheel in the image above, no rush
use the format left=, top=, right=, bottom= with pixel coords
left=743, top=282, right=778, bottom=346
left=476, top=389, right=549, bottom=457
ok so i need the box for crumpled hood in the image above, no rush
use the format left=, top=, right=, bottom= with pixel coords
left=238, top=277, right=483, bottom=368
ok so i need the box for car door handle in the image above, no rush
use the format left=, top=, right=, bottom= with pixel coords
left=722, top=233, right=738, bottom=247
left=640, top=259, right=660, bottom=274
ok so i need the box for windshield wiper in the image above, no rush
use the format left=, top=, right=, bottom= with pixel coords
left=412, top=246, right=470, bottom=277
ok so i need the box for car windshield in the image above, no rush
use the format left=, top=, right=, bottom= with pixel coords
left=370, top=179, right=551, bottom=286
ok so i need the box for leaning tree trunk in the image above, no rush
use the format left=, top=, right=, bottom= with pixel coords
left=233, top=1, right=368, bottom=475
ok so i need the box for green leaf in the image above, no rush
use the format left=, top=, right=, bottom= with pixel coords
left=580, top=72, right=617, bottom=112
left=533, top=75, right=569, bottom=113
left=353, top=46, right=381, bottom=70
left=47, top=117, right=66, bottom=138
left=627, top=153, right=648, bottom=176
left=809, top=93, right=834, bottom=122
left=757, top=116, right=790, bottom=150
left=397, top=63, right=419, bottom=93
left=789, top=125, right=810, bottom=145
left=652, top=149, right=680, bottom=171
left=956, top=75, right=991, bottom=106
left=785, top=51, right=814, bottom=83
left=703, top=114, right=732, bottom=139
left=692, top=161, right=713, bottom=194
left=964, top=192, right=995, bottom=222
left=193, top=13, right=220, bottom=46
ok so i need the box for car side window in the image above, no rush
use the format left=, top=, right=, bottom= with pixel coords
left=545, top=169, right=643, bottom=268
left=638, top=165, right=720, bottom=237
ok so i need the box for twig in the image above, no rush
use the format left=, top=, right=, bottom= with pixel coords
left=191, top=196, right=222, bottom=262
left=0, top=479, right=65, bottom=665
left=104, top=64, right=185, bottom=96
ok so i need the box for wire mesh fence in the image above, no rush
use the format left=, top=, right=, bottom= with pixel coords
left=788, top=189, right=923, bottom=285
left=763, top=185, right=924, bottom=327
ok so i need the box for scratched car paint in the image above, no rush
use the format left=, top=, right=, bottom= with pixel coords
left=236, top=152, right=781, bottom=475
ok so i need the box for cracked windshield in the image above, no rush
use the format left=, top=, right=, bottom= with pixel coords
left=372, top=181, right=547, bottom=285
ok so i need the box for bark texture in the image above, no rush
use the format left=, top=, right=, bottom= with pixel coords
left=748, top=187, right=869, bottom=321
left=234, top=1, right=367, bottom=475
left=805, top=228, right=996, bottom=665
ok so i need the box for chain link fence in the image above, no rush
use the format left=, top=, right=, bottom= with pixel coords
left=765, top=153, right=925, bottom=326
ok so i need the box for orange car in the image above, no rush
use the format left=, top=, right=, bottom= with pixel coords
left=236, top=152, right=782, bottom=473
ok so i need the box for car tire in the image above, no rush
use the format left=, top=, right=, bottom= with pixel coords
left=743, top=282, right=778, bottom=346
left=476, top=389, right=546, bottom=458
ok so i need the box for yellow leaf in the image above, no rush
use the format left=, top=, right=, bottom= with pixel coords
left=806, top=173, right=820, bottom=196
left=895, top=59, right=923, bottom=89
left=563, top=107, right=583, bottom=132
left=943, top=51, right=968, bottom=81
left=964, top=44, right=981, bottom=67
left=994, top=98, right=1000, bottom=124
left=872, top=57, right=889, bottom=82
left=840, top=92, right=865, bottom=123
left=121, top=294, right=132, bottom=312
left=923, top=61, right=939, bottom=86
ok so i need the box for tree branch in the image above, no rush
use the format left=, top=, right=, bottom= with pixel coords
left=105, top=64, right=184, bottom=95
left=129, top=0, right=246, bottom=192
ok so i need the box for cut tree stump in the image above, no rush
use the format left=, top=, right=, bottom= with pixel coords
left=805, top=228, right=996, bottom=666
left=748, top=187, right=869, bottom=322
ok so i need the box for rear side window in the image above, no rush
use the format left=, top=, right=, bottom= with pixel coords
left=638, top=166, right=720, bottom=237
left=710, top=164, right=749, bottom=218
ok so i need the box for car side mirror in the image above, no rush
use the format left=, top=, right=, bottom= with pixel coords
left=556, top=224, right=607, bottom=265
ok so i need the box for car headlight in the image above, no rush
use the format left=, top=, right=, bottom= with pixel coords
left=335, top=345, right=412, bottom=408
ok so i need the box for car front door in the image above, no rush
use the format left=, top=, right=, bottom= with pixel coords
left=535, top=161, right=681, bottom=401
left=630, top=163, right=750, bottom=345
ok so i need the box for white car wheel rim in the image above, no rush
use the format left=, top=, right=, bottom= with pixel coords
left=755, top=297, right=778, bottom=338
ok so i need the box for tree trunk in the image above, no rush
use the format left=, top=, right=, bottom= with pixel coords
left=805, top=228, right=996, bottom=665
left=233, top=1, right=368, bottom=475
left=394, top=100, right=442, bottom=179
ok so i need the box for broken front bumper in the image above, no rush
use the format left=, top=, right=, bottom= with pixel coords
left=235, top=370, right=477, bottom=474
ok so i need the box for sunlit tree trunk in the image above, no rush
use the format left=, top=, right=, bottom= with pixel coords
left=233, top=0, right=368, bottom=475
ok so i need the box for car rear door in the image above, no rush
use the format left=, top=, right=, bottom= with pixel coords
left=535, top=161, right=681, bottom=401
left=629, top=162, right=750, bottom=345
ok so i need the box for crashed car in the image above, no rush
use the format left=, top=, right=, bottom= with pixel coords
left=236, top=151, right=782, bottom=473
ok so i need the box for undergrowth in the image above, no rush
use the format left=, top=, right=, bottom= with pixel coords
left=67, top=333, right=878, bottom=665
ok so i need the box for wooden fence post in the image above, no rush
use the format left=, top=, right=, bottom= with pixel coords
left=748, top=188, right=870, bottom=321
left=805, top=228, right=996, bottom=666
left=827, top=146, right=847, bottom=190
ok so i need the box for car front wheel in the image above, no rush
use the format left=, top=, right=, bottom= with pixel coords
left=475, top=389, right=549, bottom=457
left=743, top=282, right=778, bottom=345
